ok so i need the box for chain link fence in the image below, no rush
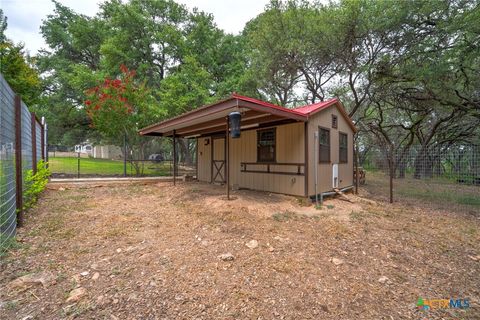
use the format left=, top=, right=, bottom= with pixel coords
left=357, top=143, right=480, bottom=212
left=0, top=74, right=47, bottom=252
left=48, top=137, right=196, bottom=179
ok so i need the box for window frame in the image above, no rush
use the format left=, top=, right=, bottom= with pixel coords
left=339, top=131, right=348, bottom=163
left=318, top=126, right=330, bottom=163
left=256, top=128, right=276, bottom=163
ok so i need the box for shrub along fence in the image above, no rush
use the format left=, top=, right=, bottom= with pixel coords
left=0, top=74, right=48, bottom=252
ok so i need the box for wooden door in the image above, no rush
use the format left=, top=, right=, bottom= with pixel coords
left=212, top=137, right=225, bottom=184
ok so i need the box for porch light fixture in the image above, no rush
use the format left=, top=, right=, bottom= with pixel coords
left=228, top=111, right=241, bottom=138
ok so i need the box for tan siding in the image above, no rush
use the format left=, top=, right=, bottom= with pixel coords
left=229, top=122, right=305, bottom=196
left=307, top=104, right=354, bottom=196
left=196, top=136, right=212, bottom=182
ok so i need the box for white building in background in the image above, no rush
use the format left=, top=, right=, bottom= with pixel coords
left=75, top=142, right=122, bottom=160
left=74, top=144, right=93, bottom=154
left=92, top=145, right=123, bottom=160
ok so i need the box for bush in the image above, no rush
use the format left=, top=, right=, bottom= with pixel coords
left=22, top=160, right=50, bottom=211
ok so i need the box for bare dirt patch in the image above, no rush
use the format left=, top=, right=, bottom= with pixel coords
left=1, top=181, right=479, bottom=319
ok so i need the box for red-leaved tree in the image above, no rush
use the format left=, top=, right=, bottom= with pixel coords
left=85, top=65, right=162, bottom=174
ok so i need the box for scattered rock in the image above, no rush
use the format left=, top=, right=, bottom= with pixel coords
left=200, top=240, right=209, bottom=246
left=116, top=248, right=122, bottom=253
left=330, top=258, right=344, bottom=266
left=66, top=287, right=87, bottom=303
left=91, top=272, right=100, bottom=281
left=218, top=253, right=235, bottom=261
left=80, top=271, right=90, bottom=277
left=8, top=272, right=55, bottom=291
left=246, top=240, right=259, bottom=249
left=468, top=255, right=479, bottom=262
left=378, top=276, right=389, bottom=284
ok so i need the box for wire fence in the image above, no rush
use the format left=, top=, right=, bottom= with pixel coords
left=357, top=143, right=480, bottom=212
left=0, top=74, right=47, bottom=253
left=48, top=137, right=197, bottom=179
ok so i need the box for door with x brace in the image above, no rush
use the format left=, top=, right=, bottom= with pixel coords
left=212, top=137, right=225, bottom=184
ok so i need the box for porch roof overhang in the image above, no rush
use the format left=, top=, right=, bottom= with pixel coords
left=139, top=93, right=308, bottom=138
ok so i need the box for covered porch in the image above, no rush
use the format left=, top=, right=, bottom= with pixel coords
left=139, top=94, right=309, bottom=198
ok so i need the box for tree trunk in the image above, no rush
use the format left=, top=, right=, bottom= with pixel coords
left=414, top=146, right=428, bottom=179
left=178, top=139, right=193, bottom=166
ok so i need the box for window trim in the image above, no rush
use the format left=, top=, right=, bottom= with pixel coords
left=318, top=126, right=330, bottom=163
left=339, top=131, right=348, bottom=164
left=256, top=128, right=276, bottom=163
left=332, top=114, right=338, bottom=129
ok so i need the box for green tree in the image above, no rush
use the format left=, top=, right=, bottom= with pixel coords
left=37, top=1, right=107, bottom=145
left=0, top=9, right=41, bottom=106
left=85, top=65, right=161, bottom=173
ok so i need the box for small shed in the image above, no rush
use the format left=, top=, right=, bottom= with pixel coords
left=140, top=93, right=357, bottom=200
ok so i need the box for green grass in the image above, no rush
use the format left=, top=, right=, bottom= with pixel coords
left=398, top=188, right=480, bottom=208
left=48, top=157, right=172, bottom=176
left=364, top=171, right=480, bottom=209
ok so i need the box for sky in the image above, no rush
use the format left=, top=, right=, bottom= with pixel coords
left=1, top=0, right=270, bottom=55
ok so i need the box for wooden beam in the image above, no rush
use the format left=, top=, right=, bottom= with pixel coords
left=177, top=115, right=288, bottom=137
left=140, top=99, right=238, bottom=135
left=176, top=110, right=268, bottom=135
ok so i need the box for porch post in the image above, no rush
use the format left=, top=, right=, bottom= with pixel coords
left=354, top=136, right=359, bottom=195
left=226, top=116, right=230, bottom=200
left=173, top=130, right=176, bottom=186
left=304, top=122, right=308, bottom=198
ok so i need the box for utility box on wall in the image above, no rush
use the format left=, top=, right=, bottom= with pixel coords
left=332, top=163, right=339, bottom=188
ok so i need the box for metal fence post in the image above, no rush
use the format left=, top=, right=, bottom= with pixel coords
left=123, top=132, right=127, bottom=177
left=389, top=145, right=394, bottom=203
left=77, top=152, right=81, bottom=178
left=31, top=112, right=37, bottom=174
left=14, top=96, right=23, bottom=227
left=45, top=123, right=48, bottom=167
left=41, top=117, right=45, bottom=161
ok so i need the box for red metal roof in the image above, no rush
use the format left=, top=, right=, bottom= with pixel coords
left=231, top=93, right=306, bottom=117
left=139, top=93, right=356, bottom=136
left=293, top=98, right=339, bottom=115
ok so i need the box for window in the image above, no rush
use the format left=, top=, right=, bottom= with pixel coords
left=332, top=114, right=338, bottom=129
left=339, top=132, right=348, bottom=163
left=257, top=128, right=276, bottom=162
left=318, top=127, right=330, bottom=163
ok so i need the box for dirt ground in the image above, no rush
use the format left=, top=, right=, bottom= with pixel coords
left=1, top=181, right=479, bottom=319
